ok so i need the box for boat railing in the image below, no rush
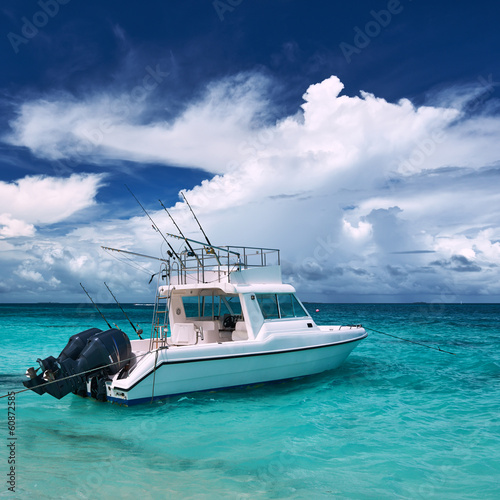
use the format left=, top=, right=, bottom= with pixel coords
left=172, top=245, right=280, bottom=285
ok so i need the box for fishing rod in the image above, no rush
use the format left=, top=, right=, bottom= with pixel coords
left=101, top=246, right=170, bottom=284
left=101, top=246, right=170, bottom=262
left=104, top=282, right=143, bottom=339
left=80, top=283, right=112, bottom=329
left=158, top=199, right=202, bottom=267
left=125, top=185, right=185, bottom=269
left=180, top=191, right=222, bottom=266
left=162, top=231, right=240, bottom=257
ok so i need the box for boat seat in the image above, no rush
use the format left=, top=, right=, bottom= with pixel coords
left=194, top=321, right=219, bottom=343
left=171, top=323, right=198, bottom=345
left=232, top=321, right=248, bottom=341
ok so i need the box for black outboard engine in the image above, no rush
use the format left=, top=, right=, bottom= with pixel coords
left=23, top=328, right=131, bottom=401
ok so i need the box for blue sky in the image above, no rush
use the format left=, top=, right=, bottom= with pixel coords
left=1, top=0, right=499, bottom=303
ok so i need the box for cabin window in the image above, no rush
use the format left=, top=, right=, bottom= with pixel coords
left=256, top=294, right=280, bottom=319
left=278, top=294, right=309, bottom=318
left=218, top=295, right=242, bottom=317
left=256, top=293, right=309, bottom=319
left=181, top=293, right=241, bottom=319
left=182, top=296, right=200, bottom=318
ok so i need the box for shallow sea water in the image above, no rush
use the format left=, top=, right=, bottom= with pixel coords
left=1, top=303, right=499, bottom=499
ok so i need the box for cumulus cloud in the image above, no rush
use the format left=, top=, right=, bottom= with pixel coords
left=0, top=174, right=104, bottom=238
left=175, top=75, right=500, bottom=300
left=3, top=73, right=500, bottom=301
left=0, top=214, right=35, bottom=239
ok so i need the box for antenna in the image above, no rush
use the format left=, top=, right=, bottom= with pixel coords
left=80, top=283, right=112, bottom=329
left=125, top=185, right=185, bottom=269
left=180, top=191, right=222, bottom=266
left=104, top=282, right=143, bottom=339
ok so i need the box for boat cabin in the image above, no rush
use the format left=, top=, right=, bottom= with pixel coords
left=150, top=245, right=313, bottom=347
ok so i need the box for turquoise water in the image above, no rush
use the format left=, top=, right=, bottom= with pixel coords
left=1, top=303, right=500, bottom=499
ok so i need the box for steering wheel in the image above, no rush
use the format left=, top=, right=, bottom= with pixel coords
left=223, top=315, right=236, bottom=329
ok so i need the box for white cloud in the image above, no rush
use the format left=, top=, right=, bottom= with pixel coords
left=0, top=214, right=35, bottom=239
left=3, top=73, right=500, bottom=302
left=342, top=219, right=372, bottom=241
left=5, top=73, right=273, bottom=173
left=174, top=75, right=500, bottom=300
left=0, top=174, right=104, bottom=238
left=14, top=268, right=44, bottom=283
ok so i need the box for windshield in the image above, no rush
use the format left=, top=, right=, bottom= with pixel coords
left=256, top=293, right=309, bottom=320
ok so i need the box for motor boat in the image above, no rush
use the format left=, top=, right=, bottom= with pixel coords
left=24, top=243, right=367, bottom=406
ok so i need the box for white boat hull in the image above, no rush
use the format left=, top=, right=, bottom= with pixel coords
left=107, top=329, right=366, bottom=405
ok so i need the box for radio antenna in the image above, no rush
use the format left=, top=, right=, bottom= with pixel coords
left=80, top=283, right=112, bottom=329
left=104, top=282, right=143, bottom=339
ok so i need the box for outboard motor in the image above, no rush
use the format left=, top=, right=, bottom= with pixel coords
left=23, top=328, right=131, bottom=401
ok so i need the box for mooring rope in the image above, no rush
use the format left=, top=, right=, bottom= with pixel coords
left=364, top=326, right=456, bottom=355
